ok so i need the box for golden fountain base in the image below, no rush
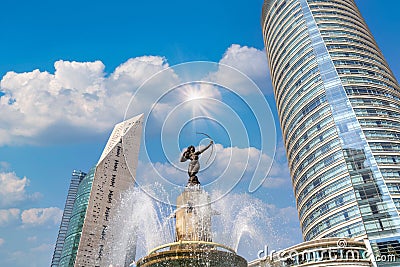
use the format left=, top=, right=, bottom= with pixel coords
left=136, top=241, right=247, bottom=267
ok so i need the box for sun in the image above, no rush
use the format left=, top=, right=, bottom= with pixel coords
left=184, top=87, right=205, bottom=102
left=179, top=84, right=222, bottom=119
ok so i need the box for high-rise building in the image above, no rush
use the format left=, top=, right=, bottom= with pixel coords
left=56, top=114, right=143, bottom=267
left=58, top=167, right=95, bottom=266
left=51, top=170, right=87, bottom=267
left=261, top=0, right=400, bottom=264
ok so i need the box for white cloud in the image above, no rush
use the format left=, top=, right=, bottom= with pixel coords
left=0, top=45, right=271, bottom=146
left=0, top=238, right=4, bottom=246
left=0, top=209, right=20, bottom=226
left=220, top=44, right=269, bottom=82
left=109, top=56, right=170, bottom=89
left=210, top=44, right=272, bottom=95
left=53, top=60, right=105, bottom=90
left=21, top=207, right=63, bottom=227
left=0, top=172, right=29, bottom=207
left=0, top=56, right=172, bottom=146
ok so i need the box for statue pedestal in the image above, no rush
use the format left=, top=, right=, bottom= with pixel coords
left=175, top=186, right=212, bottom=242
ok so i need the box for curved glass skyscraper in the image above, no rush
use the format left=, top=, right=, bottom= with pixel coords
left=262, top=0, right=400, bottom=263
left=58, top=168, right=95, bottom=266
left=51, top=170, right=87, bottom=267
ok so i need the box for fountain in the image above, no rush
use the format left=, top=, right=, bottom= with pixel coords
left=105, top=140, right=288, bottom=266
left=131, top=141, right=247, bottom=266
left=135, top=183, right=247, bottom=267
left=106, top=181, right=284, bottom=266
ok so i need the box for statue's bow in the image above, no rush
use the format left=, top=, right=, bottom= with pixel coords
left=196, top=132, right=214, bottom=165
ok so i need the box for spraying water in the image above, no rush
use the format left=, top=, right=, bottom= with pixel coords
left=106, top=184, right=298, bottom=265
left=106, top=184, right=175, bottom=266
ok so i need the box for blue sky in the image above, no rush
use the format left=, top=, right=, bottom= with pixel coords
left=0, top=0, right=399, bottom=266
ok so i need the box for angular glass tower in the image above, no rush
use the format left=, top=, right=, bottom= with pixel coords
left=56, top=114, right=143, bottom=267
left=51, top=170, right=87, bottom=267
left=261, top=0, right=400, bottom=264
left=74, top=114, right=143, bottom=267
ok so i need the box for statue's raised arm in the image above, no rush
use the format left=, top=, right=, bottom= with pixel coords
left=195, top=140, right=213, bottom=155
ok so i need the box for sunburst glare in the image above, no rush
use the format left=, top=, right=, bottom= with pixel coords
left=180, top=83, right=221, bottom=118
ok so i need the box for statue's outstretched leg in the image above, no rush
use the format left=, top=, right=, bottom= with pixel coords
left=187, top=160, right=201, bottom=186
left=188, top=175, right=200, bottom=186
left=188, top=160, right=200, bottom=177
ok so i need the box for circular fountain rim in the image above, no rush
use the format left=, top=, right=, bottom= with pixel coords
left=147, top=240, right=236, bottom=255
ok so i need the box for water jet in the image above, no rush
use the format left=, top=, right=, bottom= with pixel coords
left=135, top=184, right=247, bottom=267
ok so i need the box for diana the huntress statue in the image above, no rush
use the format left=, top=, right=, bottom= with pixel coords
left=180, top=140, right=213, bottom=186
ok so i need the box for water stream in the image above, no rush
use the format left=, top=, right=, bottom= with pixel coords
left=107, top=184, right=295, bottom=266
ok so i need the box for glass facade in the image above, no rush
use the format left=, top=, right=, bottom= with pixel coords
left=262, top=0, right=400, bottom=265
left=51, top=170, right=86, bottom=267
left=58, top=167, right=95, bottom=267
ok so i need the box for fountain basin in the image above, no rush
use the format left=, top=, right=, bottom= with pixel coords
left=136, top=241, right=247, bottom=267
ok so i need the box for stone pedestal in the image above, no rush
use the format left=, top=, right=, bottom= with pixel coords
left=175, top=186, right=212, bottom=242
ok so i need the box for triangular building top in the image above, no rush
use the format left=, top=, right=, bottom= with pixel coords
left=97, top=113, right=144, bottom=165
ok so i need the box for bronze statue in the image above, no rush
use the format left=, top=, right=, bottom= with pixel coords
left=180, top=140, right=213, bottom=185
